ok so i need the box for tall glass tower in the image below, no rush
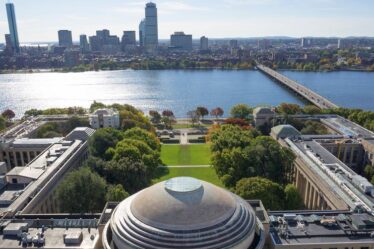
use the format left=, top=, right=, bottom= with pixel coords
left=144, top=2, right=158, bottom=49
left=6, top=2, right=20, bottom=53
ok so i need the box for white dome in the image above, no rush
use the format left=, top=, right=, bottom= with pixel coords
left=104, top=177, right=259, bottom=249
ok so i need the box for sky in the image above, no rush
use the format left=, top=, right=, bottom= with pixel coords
left=1, top=0, right=374, bottom=43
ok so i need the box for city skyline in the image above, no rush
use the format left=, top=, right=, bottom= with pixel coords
left=1, top=0, right=374, bottom=43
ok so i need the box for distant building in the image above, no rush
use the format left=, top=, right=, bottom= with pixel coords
left=63, top=49, right=80, bottom=67
left=88, top=30, right=120, bottom=54
left=338, top=38, right=353, bottom=49
left=258, top=39, right=271, bottom=49
left=301, top=37, right=312, bottom=48
left=144, top=2, right=158, bottom=50
left=139, top=19, right=145, bottom=47
left=89, top=109, right=120, bottom=129
left=58, top=30, right=73, bottom=48
left=6, top=3, right=20, bottom=54
left=200, top=36, right=209, bottom=51
left=253, top=107, right=275, bottom=128
left=121, top=31, right=136, bottom=51
left=170, top=32, right=192, bottom=51
left=4, top=34, right=14, bottom=55
left=79, top=34, right=89, bottom=53
left=229, top=39, right=238, bottom=48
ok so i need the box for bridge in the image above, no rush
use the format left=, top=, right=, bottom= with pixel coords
left=257, top=64, right=339, bottom=109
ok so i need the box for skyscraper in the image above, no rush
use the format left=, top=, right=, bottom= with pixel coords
left=121, top=31, right=136, bottom=51
left=139, top=19, right=145, bottom=47
left=6, top=2, right=20, bottom=53
left=170, top=32, right=192, bottom=51
left=58, top=30, right=73, bottom=47
left=200, top=36, right=209, bottom=51
left=80, top=35, right=89, bottom=53
left=144, top=2, right=158, bottom=50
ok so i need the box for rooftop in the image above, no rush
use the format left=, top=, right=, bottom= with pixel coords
left=269, top=211, right=374, bottom=246
left=0, top=216, right=100, bottom=249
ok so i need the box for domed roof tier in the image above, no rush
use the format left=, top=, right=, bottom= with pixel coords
left=107, top=177, right=258, bottom=249
left=130, top=177, right=236, bottom=230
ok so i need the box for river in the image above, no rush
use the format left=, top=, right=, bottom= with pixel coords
left=0, top=69, right=373, bottom=117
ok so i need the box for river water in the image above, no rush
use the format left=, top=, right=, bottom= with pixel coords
left=0, top=69, right=373, bottom=117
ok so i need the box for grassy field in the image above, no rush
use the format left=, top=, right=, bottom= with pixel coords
left=172, top=123, right=212, bottom=129
left=161, top=144, right=211, bottom=166
left=152, top=166, right=223, bottom=187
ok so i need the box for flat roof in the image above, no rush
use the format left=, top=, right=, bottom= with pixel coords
left=0, top=217, right=100, bottom=249
left=322, top=117, right=374, bottom=139
left=286, top=137, right=374, bottom=212
left=269, top=211, right=374, bottom=245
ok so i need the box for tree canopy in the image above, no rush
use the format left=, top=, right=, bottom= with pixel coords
left=284, top=184, right=304, bottom=210
left=88, top=128, right=124, bottom=159
left=57, top=167, right=107, bottom=213
left=235, top=177, right=285, bottom=210
left=230, top=104, right=253, bottom=119
left=1, top=109, right=15, bottom=120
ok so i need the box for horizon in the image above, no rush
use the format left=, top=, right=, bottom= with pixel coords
left=1, top=0, right=374, bottom=43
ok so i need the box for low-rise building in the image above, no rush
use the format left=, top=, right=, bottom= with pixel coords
left=268, top=210, right=374, bottom=249
left=0, top=127, right=95, bottom=216
left=89, top=109, right=120, bottom=129
left=253, top=107, right=276, bottom=128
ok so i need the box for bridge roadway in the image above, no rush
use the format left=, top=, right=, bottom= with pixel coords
left=257, top=64, right=339, bottom=109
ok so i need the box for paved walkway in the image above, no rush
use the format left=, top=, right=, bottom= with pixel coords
left=180, top=131, right=188, bottom=145
left=159, top=165, right=211, bottom=168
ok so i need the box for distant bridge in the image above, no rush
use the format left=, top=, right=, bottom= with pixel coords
left=257, top=64, right=339, bottom=109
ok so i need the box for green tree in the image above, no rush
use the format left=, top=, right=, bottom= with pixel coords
left=303, top=105, right=322, bottom=115
left=300, top=121, right=329, bottom=135
left=235, top=177, right=285, bottom=210
left=0, top=116, right=6, bottom=131
left=277, top=103, right=302, bottom=115
left=230, top=104, right=252, bottom=119
left=104, top=157, right=149, bottom=193
left=149, top=110, right=161, bottom=124
left=90, top=101, right=106, bottom=112
left=88, top=128, right=124, bottom=159
left=113, top=139, right=160, bottom=176
left=284, top=184, right=304, bottom=210
left=24, top=109, right=43, bottom=117
left=1, top=109, right=15, bottom=120
left=364, top=165, right=374, bottom=180
left=57, top=167, right=107, bottom=213
left=123, top=127, right=161, bottom=151
left=106, top=184, right=129, bottom=202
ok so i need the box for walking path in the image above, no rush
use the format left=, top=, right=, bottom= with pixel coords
left=158, top=165, right=211, bottom=168
left=180, top=131, right=188, bottom=145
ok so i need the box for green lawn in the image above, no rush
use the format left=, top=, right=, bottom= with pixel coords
left=161, top=144, right=211, bottom=166
left=152, top=166, right=223, bottom=187
left=172, top=123, right=212, bottom=129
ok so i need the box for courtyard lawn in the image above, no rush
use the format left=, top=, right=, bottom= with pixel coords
left=161, top=144, right=211, bottom=166
left=152, top=166, right=223, bottom=187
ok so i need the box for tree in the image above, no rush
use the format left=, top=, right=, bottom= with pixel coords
left=123, top=127, right=161, bottom=151
left=1, top=109, right=15, bottom=120
left=0, top=116, right=6, bottom=131
left=235, top=177, right=285, bottom=210
left=24, top=109, right=43, bottom=117
left=106, top=184, right=129, bottom=202
left=149, top=110, right=161, bottom=124
left=230, top=104, right=252, bottom=119
left=162, top=110, right=174, bottom=118
left=224, top=118, right=250, bottom=128
left=300, top=120, right=329, bottom=135
left=90, top=101, right=106, bottom=112
left=196, top=107, right=209, bottom=120
left=210, top=107, right=224, bottom=120
left=303, top=105, right=321, bottom=115
left=364, top=165, right=374, bottom=180
left=113, top=139, right=160, bottom=176
left=277, top=103, right=302, bottom=115
left=57, top=167, right=107, bottom=213
left=284, top=184, right=303, bottom=210
left=187, top=110, right=199, bottom=127
left=88, top=128, right=124, bottom=159
left=104, top=157, right=150, bottom=193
